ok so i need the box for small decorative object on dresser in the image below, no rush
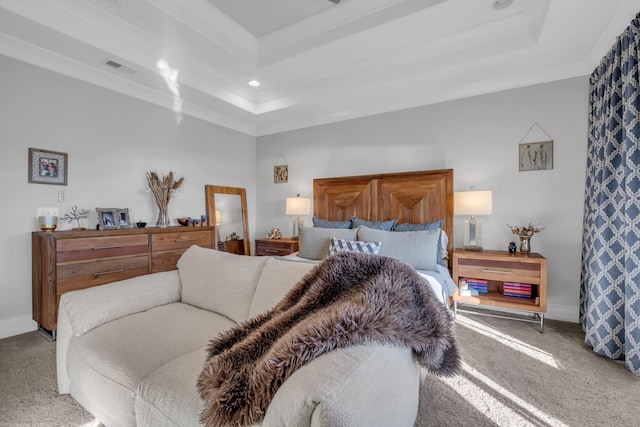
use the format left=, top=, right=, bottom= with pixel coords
left=61, top=205, right=89, bottom=230
left=256, top=238, right=299, bottom=256
left=508, top=221, right=545, bottom=253
left=146, top=171, right=184, bottom=227
left=267, top=228, right=282, bottom=239
left=96, top=208, right=118, bottom=230
left=508, top=241, right=517, bottom=253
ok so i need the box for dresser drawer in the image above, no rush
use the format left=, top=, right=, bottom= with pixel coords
left=57, top=255, right=150, bottom=293
left=151, top=230, right=213, bottom=252
left=56, top=235, right=149, bottom=262
left=457, top=258, right=541, bottom=285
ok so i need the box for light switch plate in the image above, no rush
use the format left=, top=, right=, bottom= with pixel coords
left=37, top=207, right=59, bottom=217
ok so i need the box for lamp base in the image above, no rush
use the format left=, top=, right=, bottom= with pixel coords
left=463, top=218, right=483, bottom=250
left=291, top=217, right=304, bottom=239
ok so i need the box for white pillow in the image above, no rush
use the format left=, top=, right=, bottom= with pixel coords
left=328, top=237, right=381, bottom=256
left=298, top=227, right=358, bottom=260
left=357, top=226, right=440, bottom=271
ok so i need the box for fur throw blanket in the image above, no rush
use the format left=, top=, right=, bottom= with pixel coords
left=197, top=252, right=460, bottom=427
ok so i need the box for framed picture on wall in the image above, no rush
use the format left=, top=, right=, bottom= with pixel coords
left=28, top=148, right=68, bottom=185
left=519, top=140, right=553, bottom=171
left=274, top=165, right=288, bottom=183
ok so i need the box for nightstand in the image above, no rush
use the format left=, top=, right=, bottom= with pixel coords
left=451, top=249, right=547, bottom=332
left=255, top=238, right=299, bottom=256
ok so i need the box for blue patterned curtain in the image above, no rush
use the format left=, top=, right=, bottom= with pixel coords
left=580, top=15, right=640, bottom=376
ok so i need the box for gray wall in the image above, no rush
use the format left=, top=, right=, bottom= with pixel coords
left=256, top=76, right=589, bottom=322
left=0, top=55, right=256, bottom=338
left=0, top=52, right=590, bottom=338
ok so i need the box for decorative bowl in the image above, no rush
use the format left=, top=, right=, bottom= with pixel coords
left=135, top=221, right=147, bottom=228
left=38, top=215, right=58, bottom=231
left=177, top=218, right=189, bottom=226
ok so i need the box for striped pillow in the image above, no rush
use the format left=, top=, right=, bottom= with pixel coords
left=328, top=237, right=382, bottom=256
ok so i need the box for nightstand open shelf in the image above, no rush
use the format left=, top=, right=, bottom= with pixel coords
left=451, top=249, right=547, bottom=332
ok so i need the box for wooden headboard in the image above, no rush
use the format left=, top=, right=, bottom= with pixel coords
left=313, top=169, right=454, bottom=261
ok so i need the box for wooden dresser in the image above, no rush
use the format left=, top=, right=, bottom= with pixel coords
left=32, top=226, right=215, bottom=336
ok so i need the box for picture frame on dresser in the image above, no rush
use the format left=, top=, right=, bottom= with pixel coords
left=116, top=208, right=133, bottom=228
left=96, top=208, right=119, bottom=230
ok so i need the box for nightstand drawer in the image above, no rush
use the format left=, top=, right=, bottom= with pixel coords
left=457, top=258, right=541, bottom=284
left=255, top=239, right=299, bottom=256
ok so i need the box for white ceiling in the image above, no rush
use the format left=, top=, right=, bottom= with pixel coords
left=1, top=0, right=639, bottom=136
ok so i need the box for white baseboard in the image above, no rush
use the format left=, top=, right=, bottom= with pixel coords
left=546, top=303, right=579, bottom=323
left=0, top=315, right=37, bottom=340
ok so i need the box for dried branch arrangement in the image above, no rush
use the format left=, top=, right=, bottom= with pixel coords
left=146, top=171, right=184, bottom=206
left=507, top=221, right=545, bottom=237
left=146, top=171, right=184, bottom=225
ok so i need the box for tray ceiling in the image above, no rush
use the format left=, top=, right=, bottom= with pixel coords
left=1, top=0, right=639, bottom=136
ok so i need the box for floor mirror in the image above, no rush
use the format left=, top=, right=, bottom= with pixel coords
left=204, top=185, right=250, bottom=256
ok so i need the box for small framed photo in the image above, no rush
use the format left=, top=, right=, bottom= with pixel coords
left=28, top=148, right=68, bottom=185
left=274, top=165, right=288, bottom=183
left=519, top=140, right=553, bottom=171
left=116, top=208, right=133, bottom=228
left=96, top=208, right=119, bottom=230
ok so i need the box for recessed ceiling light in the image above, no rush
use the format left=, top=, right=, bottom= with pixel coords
left=493, top=0, right=514, bottom=10
left=248, top=80, right=261, bottom=87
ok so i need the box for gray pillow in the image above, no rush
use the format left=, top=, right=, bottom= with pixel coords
left=298, top=227, right=358, bottom=260
left=357, top=226, right=440, bottom=271
left=393, top=220, right=447, bottom=267
left=350, top=216, right=397, bottom=231
left=312, top=217, right=352, bottom=229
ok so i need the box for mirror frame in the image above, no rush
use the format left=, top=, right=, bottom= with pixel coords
left=205, top=185, right=250, bottom=256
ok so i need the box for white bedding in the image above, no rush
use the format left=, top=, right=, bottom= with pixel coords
left=277, top=253, right=456, bottom=306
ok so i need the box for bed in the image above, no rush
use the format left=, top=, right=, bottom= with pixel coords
left=280, top=169, right=456, bottom=304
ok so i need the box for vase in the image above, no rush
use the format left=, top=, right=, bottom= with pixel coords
left=519, top=235, right=531, bottom=253
left=156, top=204, right=170, bottom=227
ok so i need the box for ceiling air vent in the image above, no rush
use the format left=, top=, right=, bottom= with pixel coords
left=102, top=59, right=137, bottom=74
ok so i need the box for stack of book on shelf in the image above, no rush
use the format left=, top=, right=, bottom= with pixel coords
left=503, top=282, right=532, bottom=299
left=458, top=278, right=488, bottom=296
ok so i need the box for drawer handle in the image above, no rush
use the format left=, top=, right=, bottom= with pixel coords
left=93, top=245, right=125, bottom=250
left=264, top=249, right=279, bottom=253
left=175, top=239, right=195, bottom=243
left=481, top=269, right=512, bottom=274
left=93, top=269, right=125, bottom=277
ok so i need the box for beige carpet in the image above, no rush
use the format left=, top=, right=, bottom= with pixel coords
left=1, top=313, right=638, bottom=426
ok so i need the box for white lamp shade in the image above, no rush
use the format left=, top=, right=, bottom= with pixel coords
left=286, top=196, right=311, bottom=216
left=215, top=209, right=222, bottom=225
left=454, top=191, right=493, bottom=216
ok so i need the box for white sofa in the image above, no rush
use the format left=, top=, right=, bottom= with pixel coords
left=56, top=245, right=422, bottom=427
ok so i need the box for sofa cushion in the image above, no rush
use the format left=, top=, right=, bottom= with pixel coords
left=135, top=347, right=206, bottom=427
left=67, top=302, right=236, bottom=427
left=263, top=344, right=419, bottom=427
left=249, top=258, right=315, bottom=317
left=177, top=245, right=268, bottom=323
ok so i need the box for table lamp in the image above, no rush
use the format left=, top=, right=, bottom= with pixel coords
left=285, top=194, right=310, bottom=239
left=454, top=190, right=492, bottom=250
